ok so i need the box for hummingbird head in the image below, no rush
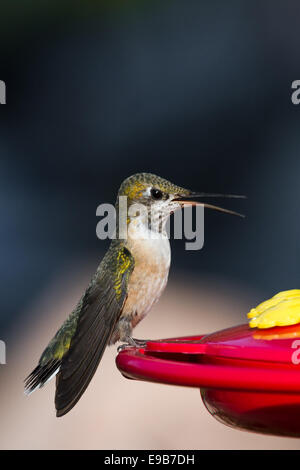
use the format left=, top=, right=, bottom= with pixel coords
left=117, top=173, right=244, bottom=235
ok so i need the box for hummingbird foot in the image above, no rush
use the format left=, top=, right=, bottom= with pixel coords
left=117, top=337, right=148, bottom=352
left=132, top=337, right=148, bottom=348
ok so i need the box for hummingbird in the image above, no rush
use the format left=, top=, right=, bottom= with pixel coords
left=25, top=173, right=244, bottom=417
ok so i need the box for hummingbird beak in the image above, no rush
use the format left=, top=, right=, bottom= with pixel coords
left=173, top=192, right=246, bottom=218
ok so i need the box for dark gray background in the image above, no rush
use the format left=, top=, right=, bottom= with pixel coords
left=0, top=0, right=299, bottom=336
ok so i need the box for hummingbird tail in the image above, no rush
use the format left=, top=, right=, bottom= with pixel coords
left=24, top=359, right=61, bottom=395
left=24, top=244, right=134, bottom=417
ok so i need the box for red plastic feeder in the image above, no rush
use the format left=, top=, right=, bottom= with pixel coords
left=116, top=323, right=300, bottom=437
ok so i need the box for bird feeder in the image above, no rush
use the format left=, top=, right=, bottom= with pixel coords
left=116, top=323, right=300, bottom=437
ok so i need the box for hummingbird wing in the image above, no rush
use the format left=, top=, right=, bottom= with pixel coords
left=55, top=245, right=134, bottom=417
left=25, top=244, right=134, bottom=417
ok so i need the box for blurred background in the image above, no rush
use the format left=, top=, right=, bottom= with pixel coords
left=0, top=0, right=300, bottom=449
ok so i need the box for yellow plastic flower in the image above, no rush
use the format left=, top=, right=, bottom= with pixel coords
left=248, top=289, right=300, bottom=329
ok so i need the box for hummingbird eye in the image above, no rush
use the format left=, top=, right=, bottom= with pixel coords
left=150, top=188, right=163, bottom=200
